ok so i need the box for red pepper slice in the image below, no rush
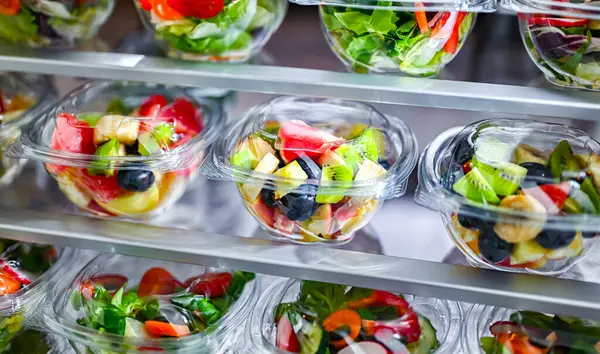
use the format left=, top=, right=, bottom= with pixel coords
left=444, top=12, right=467, bottom=54
left=527, top=17, right=589, bottom=27
left=139, top=0, right=152, bottom=11
left=430, top=12, right=450, bottom=37
left=138, top=267, right=182, bottom=297
left=167, top=0, right=224, bottom=19
left=0, top=0, right=20, bottom=16
left=0, top=89, right=5, bottom=114
left=184, top=272, right=232, bottom=298
left=0, top=269, right=21, bottom=296
left=415, top=3, right=430, bottom=33
left=0, top=260, right=30, bottom=285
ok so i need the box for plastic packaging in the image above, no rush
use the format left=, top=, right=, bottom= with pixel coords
left=0, top=0, right=114, bottom=47
left=500, top=0, right=600, bottom=91
left=132, top=0, right=287, bottom=63
left=43, top=253, right=258, bottom=354
left=320, top=6, right=476, bottom=76
left=416, top=120, right=600, bottom=275
left=6, top=80, right=224, bottom=219
left=464, top=303, right=600, bottom=354
left=293, top=0, right=495, bottom=12
left=0, top=241, right=75, bottom=353
left=248, top=278, right=462, bottom=354
left=0, top=73, right=55, bottom=187
left=204, top=96, right=418, bottom=244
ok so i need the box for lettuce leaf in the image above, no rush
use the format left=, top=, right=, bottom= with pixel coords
left=367, top=8, right=398, bottom=34
left=346, top=33, right=384, bottom=64
left=334, top=11, right=370, bottom=35
left=0, top=8, right=41, bottom=44
left=48, top=0, right=113, bottom=39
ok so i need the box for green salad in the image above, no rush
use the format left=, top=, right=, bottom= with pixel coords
left=321, top=2, right=474, bottom=76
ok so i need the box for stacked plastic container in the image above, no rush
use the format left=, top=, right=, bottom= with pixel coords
left=502, top=0, right=600, bottom=91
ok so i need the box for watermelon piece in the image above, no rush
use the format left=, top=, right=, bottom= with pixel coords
left=278, top=120, right=343, bottom=163
left=76, top=170, right=123, bottom=202
left=160, top=98, right=203, bottom=135
left=138, top=94, right=168, bottom=117
left=51, top=113, right=95, bottom=155
left=252, top=198, right=275, bottom=227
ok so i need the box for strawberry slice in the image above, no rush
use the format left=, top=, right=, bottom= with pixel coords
left=166, top=0, right=224, bottom=19
left=138, top=94, right=169, bottom=118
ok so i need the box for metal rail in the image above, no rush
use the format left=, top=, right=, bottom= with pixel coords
left=1, top=46, right=600, bottom=120
left=3, top=207, right=600, bottom=320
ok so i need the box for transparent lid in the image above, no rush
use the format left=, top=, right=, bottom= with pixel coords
left=0, top=73, right=54, bottom=138
left=466, top=304, right=600, bottom=354
left=6, top=81, right=224, bottom=172
left=0, top=240, right=72, bottom=317
left=417, top=119, right=600, bottom=234
left=502, top=0, right=600, bottom=19
left=45, top=253, right=256, bottom=353
left=205, top=96, right=418, bottom=200
left=292, top=0, right=494, bottom=12
left=249, top=279, right=461, bottom=354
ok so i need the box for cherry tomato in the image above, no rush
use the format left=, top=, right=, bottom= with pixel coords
left=184, top=272, right=232, bottom=298
left=0, top=269, right=21, bottom=296
left=167, top=0, right=224, bottom=19
left=152, top=0, right=184, bottom=20
left=139, top=0, right=152, bottom=11
left=138, top=267, right=182, bottom=297
left=0, top=0, right=20, bottom=16
left=275, top=314, right=300, bottom=352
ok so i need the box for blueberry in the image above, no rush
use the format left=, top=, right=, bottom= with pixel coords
left=478, top=228, right=513, bottom=264
left=116, top=169, right=155, bottom=192
left=295, top=156, right=321, bottom=180
left=520, top=162, right=554, bottom=187
left=453, top=140, right=474, bottom=165
left=260, top=189, right=277, bottom=208
left=535, top=227, right=576, bottom=250
left=277, top=185, right=317, bottom=221
left=457, top=205, right=496, bottom=230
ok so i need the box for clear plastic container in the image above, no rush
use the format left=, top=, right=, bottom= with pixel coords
left=464, top=303, right=600, bottom=354
left=43, top=253, right=258, bottom=354
left=0, top=73, right=55, bottom=187
left=0, top=241, right=75, bottom=353
left=320, top=6, right=476, bottom=76
left=501, top=0, right=600, bottom=91
left=0, top=0, right=115, bottom=47
left=248, top=278, right=462, bottom=354
left=132, top=0, right=287, bottom=63
left=204, top=96, right=418, bottom=244
left=6, top=80, right=224, bottom=219
left=416, top=120, right=600, bottom=275
left=292, top=0, right=496, bottom=12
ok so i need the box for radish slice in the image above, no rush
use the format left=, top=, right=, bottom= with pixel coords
left=374, top=328, right=410, bottom=354
left=338, top=341, right=394, bottom=354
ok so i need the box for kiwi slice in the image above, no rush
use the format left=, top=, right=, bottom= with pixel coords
left=352, top=128, right=384, bottom=162
left=549, top=140, right=581, bottom=179
left=581, top=178, right=600, bottom=213
left=138, top=132, right=162, bottom=157
left=88, top=139, right=121, bottom=176
left=474, top=158, right=527, bottom=196
left=513, top=144, right=548, bottom=165
left=316, top=165, right=353, bottom=204
left=335, top=144, right=363, bottom=174
left=453, top=167, right=500, bottom=204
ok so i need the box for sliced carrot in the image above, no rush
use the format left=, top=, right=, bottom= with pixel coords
left=0, top=0, right=20, bottom=16
left=323, top=309, right=361, bottom=349
left=415, top=3, right=430, bottom=33
left=362, top=319, right=377, bottom=336
left=444, top=12, right=467, bottom=54
left=145, top=321, right=191, bottom=338
left=0, top=270, right=21, bottom=296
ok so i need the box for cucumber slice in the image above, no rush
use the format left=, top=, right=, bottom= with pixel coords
left=406, top=315, right=439, bottom=354
left=298, top=321, right=328, bottom=354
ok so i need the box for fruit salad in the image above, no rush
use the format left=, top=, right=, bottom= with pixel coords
left=320, top=4, right=475, bottom=76
left=207, top=97, right=417, bottom=244
left=519, top=13, right=600, bottom=91
left=416, top=120, right=600, bottom=275
left=7, top=81, right=223, bottom=219
left=0, top=242, right=64, bottom=353
left=134, top=0, right=286, bottom=62
left=0, top=0, right=115, bottom=47
left=249, top=279, right=461, bottom=354
left=45, top=254, right=257, bottom=354
left=466, top=304, right=600, bottom=354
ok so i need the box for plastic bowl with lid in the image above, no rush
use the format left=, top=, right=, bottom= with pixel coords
left=464, top=303, right=600, bottom=353
left=501, top=0, right=600, bottom=90
left=43, top=253, right=258, bottom=354
left=132, top=0, right=287, bottom=63
left=0, top=241, right=75, bottom=353
left=205, top=96, right=418, bottom=244
left=0, top=73, right=55, bottom=187
left=416, top=119, right=600, bottom=275
left=6, top=80, right=224, bottom=219
left=320, top=4, right=476, bottom=76
left=0, top=0, right=114, bottom=47
left=248, top=278, right=461, bottom=354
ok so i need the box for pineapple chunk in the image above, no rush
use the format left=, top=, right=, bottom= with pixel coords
left=93, top=115, right=140, bottom=145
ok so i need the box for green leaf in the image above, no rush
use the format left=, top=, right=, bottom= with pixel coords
left=227, top=271, right=255, bottom=300
left=396, top=20, right=416, bottom=34
left=562, top=31, right=592, bottom=74
left=356, top=308, right=374, bottom=320
left=0, top=8, right=42, bottom=44
left=298, top=281, right=346, bottom=319
left=343, top=287, right=374, bottom=303
left=106, top=98, right=130, bottom=115
left=369, top=306, right=398, bottom=320
left=321, top=11, right=344, bottom=31
left=111, top=286, right=125, bottom=307
left=480, top=337, right=509, bottom=354
left=509, top=311, right=556, bottom=330
left=121, top=292, right=139, bottom=310
left=138, top=298, right=160, bottom=321
left=92, top=285, right=111, bottom=303
left=172, top=295, right=222, bottom=325
left=346, top=33, right=384, bottom=65
left=334, top=11, right=371, bottom=35
left=101, top=305, right=126, bottom=336
left=367, top=9, right=398, bottom=34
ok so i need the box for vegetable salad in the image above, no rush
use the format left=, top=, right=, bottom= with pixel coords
left=321, top=2, right=475, bottom=76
